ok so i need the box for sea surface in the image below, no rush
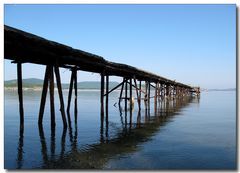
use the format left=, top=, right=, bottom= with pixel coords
left=4, top=89, right=236, bottom=169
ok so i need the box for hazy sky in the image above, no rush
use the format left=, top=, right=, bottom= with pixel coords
left=4, top=4, right=236, bottom=89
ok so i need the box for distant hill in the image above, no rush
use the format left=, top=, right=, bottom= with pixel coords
left=4, top=78, right=120, bottom=90
left=5, top=78, right=43, bottom=88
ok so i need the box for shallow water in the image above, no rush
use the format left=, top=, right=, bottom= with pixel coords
left=4, top=89, right=236, bottom=169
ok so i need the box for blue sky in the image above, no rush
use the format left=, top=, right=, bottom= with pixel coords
left=4, top=4, right=236, bottom=89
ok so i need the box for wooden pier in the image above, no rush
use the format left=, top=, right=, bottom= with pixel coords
left=4, top=25, right=200, bottom=129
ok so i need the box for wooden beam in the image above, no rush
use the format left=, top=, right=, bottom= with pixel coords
left=49, top=65, right=55, bottom=127
left=104, top=78, right=127, bottom=96
left=54, top=65, right=67, bottom=128
left=150, top=83, right=156, bottom=89
left=38, top=65, right=51, bottom=126
left=17, top=62, right=24, bottom=130
left=126, top=81, right=146, bottom=94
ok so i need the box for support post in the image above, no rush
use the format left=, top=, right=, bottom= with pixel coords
left=154, top=82, right=157, bottom=112
left=157, top=82, right=161, bottom=102
left=105, top=76, right=109, bottom=142
left=54, top=65, right=67, bottom=128
left=17, top=63, right=24, bottom=130
left=100, top=72, right=104, bottom=144
left=139, top=80, right=142, bottom=109
left=144, top=81, right=148, bottom=109
left=105, top=75, right=109, bottom=116
left=38, top=65, right=51, bottom=126
left=67, top=69, right=74, bottom=114
left=125, top=79, right=128, bottom=112
left=166, top=84, right=169, bottom=98
left=129, top=78, right=133, bottom=111
left=118, top=78, right=125, bottom=106
left=134, top=77, right=140, bottom=110
left=100, top=72, right=105, bottom=118
left=49, top=65, right=55, bottom=127
left=74, top=67, right=77, bottom=122
left=148, top=81, right=150, bottom=109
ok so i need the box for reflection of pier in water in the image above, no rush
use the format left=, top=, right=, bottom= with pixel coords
left=16, top=96, right=199, bottom=169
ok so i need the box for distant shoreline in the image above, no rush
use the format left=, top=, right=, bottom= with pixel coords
left=4, top=87, right=121, bottom=92
left=4, top=87, right=235, bottom=92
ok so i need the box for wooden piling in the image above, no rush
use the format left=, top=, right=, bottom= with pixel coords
left=166, top=84, right=169, bottom=98
left=157, top=82, right=161, bottom=102
left=54, top=65, right=67, bottom=128
left=49, top=65, right=55, bottom=127
left=129, top=78, right=133, bottom=111
left=38, top=65, right=51, bottom=126
left=105, top=75, right=109, bottom=116
left=17, top=63, right=24, bottom=130
left=144, top=81, right=148, bottom=109
left=125, top=79, right=128, bottom=112
left=74, top=67, right=77, bottom=122
left=118, top=78, right=124, bottom=106
left=139, top=80, right=142, bottom=109
left=67, top=69, right=74, bottom=114
left=100, top=72, right=105, bottom=118
left=148, top=81, right=150, bottom=109
left=134, top=77, right=140, bottom=110
left=160, top=84, right=163, bottom=98
left=154, top=82, right=157, bottom=112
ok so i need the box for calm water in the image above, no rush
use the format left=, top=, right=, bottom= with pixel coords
left=4, top=89, right=236, bottom=169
